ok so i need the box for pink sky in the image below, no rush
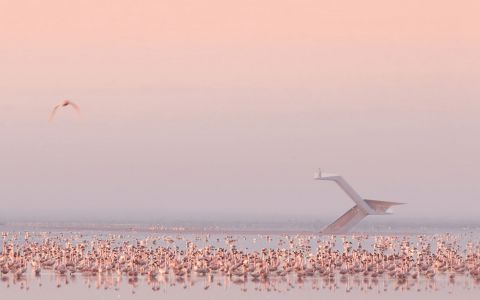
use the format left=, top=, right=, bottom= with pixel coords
left=1, top=1, right=480, bottom=221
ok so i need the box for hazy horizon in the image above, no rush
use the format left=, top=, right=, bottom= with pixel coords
left=1, top=1, right=480, bottom=222
left=2, top=212, right=480, bottom=226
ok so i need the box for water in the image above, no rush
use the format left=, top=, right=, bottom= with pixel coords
left=1, top=221, right=480, bottom=299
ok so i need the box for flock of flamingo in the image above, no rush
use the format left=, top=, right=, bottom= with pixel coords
left=1, top=231, right=480, bottom=294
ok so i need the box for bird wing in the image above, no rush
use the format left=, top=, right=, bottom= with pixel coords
left=49, top=105, right=60, bottom=122
left=321, top=205, right=368, bottom=234
left=67, top=101, right=81, bottom=113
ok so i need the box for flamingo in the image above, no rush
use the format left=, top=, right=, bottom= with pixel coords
left=49, top=100, right=81, bottom=122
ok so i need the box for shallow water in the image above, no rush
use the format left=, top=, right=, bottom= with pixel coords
left=2, top=265, right=480, bottom=300
left=1, top=222, right=480, bottom=299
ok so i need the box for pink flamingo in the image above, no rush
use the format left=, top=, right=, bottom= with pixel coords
left=49, top=100, right=81, bottom=122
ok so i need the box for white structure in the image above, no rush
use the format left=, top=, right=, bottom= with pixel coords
left=314, top=169, right=403, bottom=234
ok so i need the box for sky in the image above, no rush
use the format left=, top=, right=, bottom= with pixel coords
left=1, top=0, right=480, bottom=223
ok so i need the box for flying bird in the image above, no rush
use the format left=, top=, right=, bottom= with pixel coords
left=314, top=168, right=404, bottom=234
left=49, top=100, right=81, bottom=121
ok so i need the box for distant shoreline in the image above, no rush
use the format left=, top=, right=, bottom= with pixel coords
left=2, top=221, right=478, bottom=236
